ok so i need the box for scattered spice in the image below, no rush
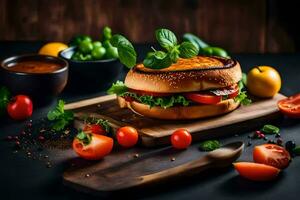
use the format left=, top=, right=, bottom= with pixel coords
left=5, top=118, right=77, bottom=168
left=85, top=173, right=91, bottom=178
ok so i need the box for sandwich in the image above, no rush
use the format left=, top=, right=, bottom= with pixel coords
left=108, top=55, right=251, bottom=120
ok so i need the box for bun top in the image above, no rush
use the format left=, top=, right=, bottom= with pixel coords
left=125, top=56, right=242, bottom=93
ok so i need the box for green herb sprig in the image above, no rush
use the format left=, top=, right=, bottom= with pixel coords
left=76, top=130, right=92, bottom=145
left=47, top=100, right=74, bottom=131
left=260, top=124, right=280, bottom=134
left=199, top=140, right=221, bottom=151
left=143, top=28, right=199, bottom=69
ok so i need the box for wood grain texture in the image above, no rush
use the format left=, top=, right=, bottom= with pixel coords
left=66, top=93, right=286, bottom=147
left=63, top=142, right=244, bottom=192
left=0, top=0, right=295, bottom=53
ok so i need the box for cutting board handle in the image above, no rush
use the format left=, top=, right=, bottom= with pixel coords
left=140, top=156, right=211, bottom=184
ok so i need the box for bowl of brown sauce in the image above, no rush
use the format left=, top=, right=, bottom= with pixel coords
left=0, top=54, right=68, bottom=103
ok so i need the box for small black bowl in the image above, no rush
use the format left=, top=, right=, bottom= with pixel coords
left=59, top=46, right=122, bottom=92
left=0, top=54, right=68, bottom=105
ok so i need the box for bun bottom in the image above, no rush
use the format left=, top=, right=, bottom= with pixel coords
left=117, top=97, right=240, bottom=120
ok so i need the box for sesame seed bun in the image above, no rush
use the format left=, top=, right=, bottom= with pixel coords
left=125, top=56, right=242, bottom=93
left=118, top=96, right=240, bottom=120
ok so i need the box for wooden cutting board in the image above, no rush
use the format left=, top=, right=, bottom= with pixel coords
left=65, top=93, right=286, bottom=147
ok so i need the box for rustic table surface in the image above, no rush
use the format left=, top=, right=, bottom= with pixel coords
left=1, top=42, right=300, bottom=200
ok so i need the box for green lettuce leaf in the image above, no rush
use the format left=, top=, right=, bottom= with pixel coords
left=121, top=92, right=190, bottom=108
left=107, top=81, right=128, bottom=95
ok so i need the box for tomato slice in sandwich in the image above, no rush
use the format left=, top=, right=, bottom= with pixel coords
left=184, top=93, right=222, bottom=104
left=184, top=84, right=239, bottom=105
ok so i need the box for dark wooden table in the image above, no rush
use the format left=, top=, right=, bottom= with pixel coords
left=1, top=42, right=300, bottom=200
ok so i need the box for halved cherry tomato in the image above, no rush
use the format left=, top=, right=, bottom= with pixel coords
left=116, top=126, right=139, bottom=148
left=83, top=124, right=106, bottom=135
left=72, top=132, right=113, bottom=160
left=184, top=93, right=222, bottom=104
left=171, top=128, right=192, bottom=149
left=253, top=144, right=291, bottom=169
left=234, top=162, right=280, bottom=181
left=278, top=93, right=300, bottom=118
left=128, top=89, right=171, bottom=97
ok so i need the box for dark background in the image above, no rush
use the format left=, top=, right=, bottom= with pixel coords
left=0, top=0, right=299, bottom=53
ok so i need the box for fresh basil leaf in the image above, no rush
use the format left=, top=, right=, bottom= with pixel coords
left=182, top=33, right=209, bottom=50
left=143, top=51, right=172, bottom=69
left=178, top=42, right=199, bottom=58
left=169, top=46, right=180, bottom=63
left=155, top=28, right=177, bottom=51
left=260, top=124, right=280, bottom=134
left=234, top=91, right=252, bottom=105
left=111, top=34, right=137, bottom=68
left=107, top=81, right=128, bottom=95
left=199, top=140, right=221, bottom=151
left=0, top=86, right=10, bottom=116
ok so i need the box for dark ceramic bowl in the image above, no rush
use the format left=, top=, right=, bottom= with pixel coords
left=59, top=46, right=122, bottom=92
left=0, top=54, right=68, bottom=104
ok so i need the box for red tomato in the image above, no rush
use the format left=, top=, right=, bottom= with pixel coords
left=184, top=93, right=222, bottom=104
left=278, top=93, right=300, bottom=118
left=72, top=133, right=113, bottom=160
left=253, top=144, right=291, bottom=169
left=227, top=85, right=239, bottom=98
left=116, top=126, right=139, bottom=148
left=83, top=124, right=106, bottom=135
left=234, top=162, right=280, bottom=181
left=128, top=89, right=170, bottom=97
left=171, top=128, right=192, bottom=149
left=7, top=95, right=33, bottom=120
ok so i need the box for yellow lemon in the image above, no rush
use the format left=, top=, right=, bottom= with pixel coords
left=247, top=66, right=281, bottom=98
left=38, top=42, right=68, bottom=57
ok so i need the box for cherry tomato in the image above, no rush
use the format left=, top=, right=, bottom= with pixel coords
left=116, top=126, right=139, bottom=148
left=7, top=95, right=33, bottom=120
left=277, top=93, right=300, bottom=118
left=72, top=132, right=113, bottom=160
left=234, top=162, right=280, bottom=181
left=171, top=128, right=192, bottom=149
left=83, top=124, right=106, bottom=135
left=184, top=93, right=222, bottom=104
left=253, top=144, right=291, bottom=169
left=128, top=89, right=171, bottom=97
